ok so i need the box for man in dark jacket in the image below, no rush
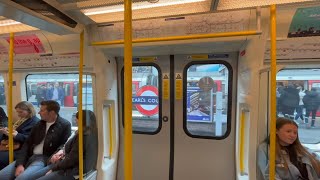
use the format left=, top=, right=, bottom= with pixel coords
left=279, top=84, right=299, bottom=119
left=0, top=100, right=71, bottom=180
left=46, top=83, right=65, bottom=106
left=303, top=88, right=320, bottom=127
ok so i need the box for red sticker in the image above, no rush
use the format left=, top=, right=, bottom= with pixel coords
left=5, top=34, right=46, bottom=54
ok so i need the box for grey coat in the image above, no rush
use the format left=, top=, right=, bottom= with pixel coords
left=258, top=142, right=320, bottom=180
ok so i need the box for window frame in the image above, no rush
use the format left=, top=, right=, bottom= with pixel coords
left=183, top=61, right=233, bottom=140
left=25, top=73, right=95, bottom=128
left=121, top=63, right=163, bottom=135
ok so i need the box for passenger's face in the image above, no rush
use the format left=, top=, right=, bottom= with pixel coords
left=277, top=124, right=298, bottom=146
left=16, top=108, right=29, bottom=119
left=38, top=105, right=50, bottom=121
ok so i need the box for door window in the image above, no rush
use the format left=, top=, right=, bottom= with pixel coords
left=122, top=65, right=161, bottom=134
left=184, top=63, right=232, bottom=139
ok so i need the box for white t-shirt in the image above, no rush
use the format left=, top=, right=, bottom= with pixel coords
left=33, top=121, right=55, bottom=155
left=299, top=90, right=306, bottom=105
left=52, top=88, right=59, bottom=100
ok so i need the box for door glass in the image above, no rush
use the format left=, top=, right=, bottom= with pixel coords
left=185, top=63, right=232, bottom=138
left=123, top=65, right=161, bottom=134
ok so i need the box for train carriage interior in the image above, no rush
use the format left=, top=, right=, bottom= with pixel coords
left=0, top=0, right=320, bottom=180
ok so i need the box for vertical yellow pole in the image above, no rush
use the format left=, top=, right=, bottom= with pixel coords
left=8, top=32, right=14, bottom=163
left=124, top=0, right=133, bottom=180
left=78, top=31, right=84, bottom=180
left=269, top=5, right=277, bottom=180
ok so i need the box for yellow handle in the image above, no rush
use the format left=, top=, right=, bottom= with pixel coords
left=239, top=110, right=246, bottom=175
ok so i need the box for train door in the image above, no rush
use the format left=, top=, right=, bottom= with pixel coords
left=118, top=53, right=237, bottom=180
left=173, top=54, right=237, bottom=180
left=63, top=82, right=74, bottom=107
left=118, top=56, right=170, bottom=180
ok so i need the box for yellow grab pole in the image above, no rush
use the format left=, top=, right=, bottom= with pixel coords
left=124, top=0, right=133, bottom=180
left=109, top=107, right=113, bottom=158
left=78, top=31, right=84, bottom=180
left=269, top=5, right=277, bottom=180
left=91, top=31, right=261, bottom=46
left=239, top=110, right=245, bottom=175
left=8, top=32, right=14, bottom=163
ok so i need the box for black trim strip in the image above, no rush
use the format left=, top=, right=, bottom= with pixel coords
left=169, top=55, right=174, bottom=180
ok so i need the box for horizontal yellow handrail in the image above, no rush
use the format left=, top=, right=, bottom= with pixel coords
left=91, top=30, right=261, bottom=46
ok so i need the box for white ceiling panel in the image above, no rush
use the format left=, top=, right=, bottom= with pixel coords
left=218, top=0, right=319, bottom=10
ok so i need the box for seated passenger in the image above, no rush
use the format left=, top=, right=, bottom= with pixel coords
left=0, top=100, right=71, bottom=180
left=0, top=101, right=39, bottom=170
left=36, top=110, right=98, bottom=180
left=258, top=117, right=320, bottom=180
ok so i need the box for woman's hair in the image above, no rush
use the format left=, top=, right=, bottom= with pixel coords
left=15, top=101, right=36, bottom=118
left=0, top=107, right=7, bottom=120
left=75, top=110, right=97, bottom=133
left=275, top=117, right=320, bottom=176
left=0, top=107, right=7, bottom=127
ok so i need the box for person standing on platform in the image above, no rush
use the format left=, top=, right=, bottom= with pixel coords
left=294, top=85, right=306, bottom=123
left=303, top=88, right=320, bottom=128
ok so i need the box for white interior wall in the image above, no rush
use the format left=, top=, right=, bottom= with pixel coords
left=236, top=7, right=270, bottom=180
left=88, top=32, right=119, bottom=179
left=3, top=72, right=25, bottom=121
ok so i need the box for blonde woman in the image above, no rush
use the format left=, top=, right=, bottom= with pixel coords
left=0, top=101, right=39, bottom=170
left=258, top=117, right=320, bottom=180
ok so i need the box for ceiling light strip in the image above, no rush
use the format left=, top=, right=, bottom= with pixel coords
left=0, top=20, right=21, bottom=27
left=83, top=0, right=207, bottom=15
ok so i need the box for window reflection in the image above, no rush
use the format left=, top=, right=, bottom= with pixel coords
left=185, top=64, right=230, bottom=137
left=25, top=74, right=93, bottom=128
